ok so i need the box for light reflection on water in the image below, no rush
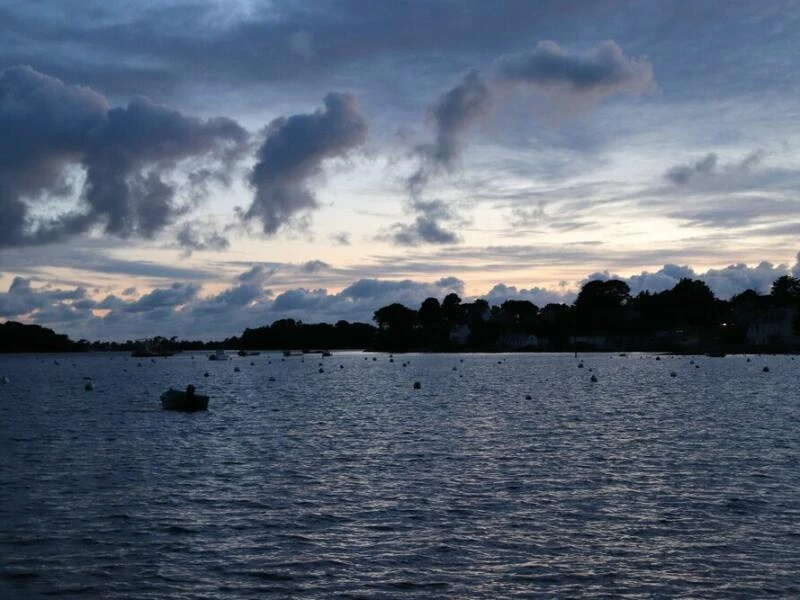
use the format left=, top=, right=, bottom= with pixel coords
left=1, top=351, right=799, bottom=598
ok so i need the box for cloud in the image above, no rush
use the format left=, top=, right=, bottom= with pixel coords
left=383, top=215, right=460, bottom=246
left=244, top=92, right=368, bottom=235
left=663, top=150, right=766, bottom=186
left=299, top=260, right=330, bottom=274
left=584, top=260, right=795, bottom=299
left=0, top=66, right=249, bottom=247
left=484, top=283, right=575, bottom=307
left=175, top=221, right=230, bottom=255
left=0, top=276, right=87, bottom=318
left=329, top=231, right=351, bottom=245
left=237, top=264, right=277, bottom=285
left=663, top=152, right=719, bottom=184
left=5, top=255, right=800, bottom=341
left=122, top=282, right=199, bottom=313
left=493, top=40, right=655, bottom=102
left=390, top=70, right=490, bottom=245
left=410, top=70, right=491, bottom=191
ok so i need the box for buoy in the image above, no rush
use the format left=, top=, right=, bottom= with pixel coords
left=340, top=365, right=344, bottom=369
left=268, top=376, right=276, bottom=382
left=655, top=356, right=661, bottom=361
left=0, top=376, right=9, bottom=384
left=413, top=381, right=421, bottom=389
left=84, top=381, right=94, bottom=391
left=763, top=366, right=770, bottom=372
left=525, top=394, right=532, bottom=400
left=204, top=371, right=210, bottom=377
left=578, top=362, right=584, bottom=368
left=234, top=366, right=240, bottom=372
left=670, top=371, right=677, bottom=377
left=590, top=374, right=598, bottom=382
left=319, top=367, right=324, bottom=373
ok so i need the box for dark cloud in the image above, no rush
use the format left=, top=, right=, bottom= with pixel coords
left=0, top=276, right=87, bottom=317
left=383, top=216, right=460, bottom=246
left=176, top=222, right=230, bottom=255
left=391, top=71, right=490, bottom=246
left=493, top=40, right=654, bottom=94
left=410, top=70, right=491, bottom=192
left=245, top=92, right=368, bottom=235
left=299, top=260, right=331, bottom=274
left=0, top=66, right=248, bottom=247
left=237, top=264, right=278, bottom=285
left=122, top=282, right=199, bottom=313
left=1, top=2, right=631, bottom=97
left=663, top=151, right=766, bottom=186
left=664, top=153, right=718, bottom=185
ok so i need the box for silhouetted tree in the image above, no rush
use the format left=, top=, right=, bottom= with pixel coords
left=574, top=279, right=631, bottom=333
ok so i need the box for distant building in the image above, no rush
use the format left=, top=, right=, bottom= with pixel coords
left=746, top=308, right=800, bottom=346
left=497, top=333, right=539, bottom=350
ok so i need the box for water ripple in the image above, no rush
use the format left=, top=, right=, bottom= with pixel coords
left=1, top=351, right=799, bottom=598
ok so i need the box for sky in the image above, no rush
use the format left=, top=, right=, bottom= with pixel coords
left=1, top=0, right=799, bottom=341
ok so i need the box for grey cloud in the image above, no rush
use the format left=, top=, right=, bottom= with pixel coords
left=0, top=66, right=248, bottom=247
left=0, top=276, right=88, bottom=317
left=3, top=2, right=623, bottom=97
left=667, top=196, right=799, bottom=229
left=664, top=153, right=718, bottom=185
left=383, top=216, right=460, bottom=246
left=329, top=231, right=351, bottom=245
left=340, top=277, right=465, bottom=300
left=413, top=70, right=491, bottom=186
left=300, top=260, right=331, bottom=274
left=585, top=260, right=794, bottom=299
left=663, top=150, right=769, bottom=186
left=484, top=283, right=574, bottom=307
left=122, top=282, right=199, bottom=313
left=176, top=222, right=230, bottom=255
left=493, top=40, right=655, bottom=98
left=237, top=264, right=279, bottom=284
left=394, top=71, right=490, bottom=244
left=190, top=282, right=265, bottom=316
left=245, top=92, right=368, bottom=235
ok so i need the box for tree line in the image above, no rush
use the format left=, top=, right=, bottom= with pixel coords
left=2, top=275, right=799, bottom=353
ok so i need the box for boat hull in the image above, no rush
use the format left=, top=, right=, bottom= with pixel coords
left=160, top=390, right=209, bottom=411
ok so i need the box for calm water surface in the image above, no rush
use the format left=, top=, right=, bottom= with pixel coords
left=1, top=351, right=799, bottom=598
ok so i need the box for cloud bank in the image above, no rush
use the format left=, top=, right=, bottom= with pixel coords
left=0, top=66, right=248, bottom=248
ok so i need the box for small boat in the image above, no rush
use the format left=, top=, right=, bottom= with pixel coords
left=160, top=386, right=209, bottom=411
left=208, top=349, right=228, bottom=361
left=237, top=350, right=261, bottom=356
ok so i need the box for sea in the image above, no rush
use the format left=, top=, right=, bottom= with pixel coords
left=1, top=351, right=798, bottom=599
